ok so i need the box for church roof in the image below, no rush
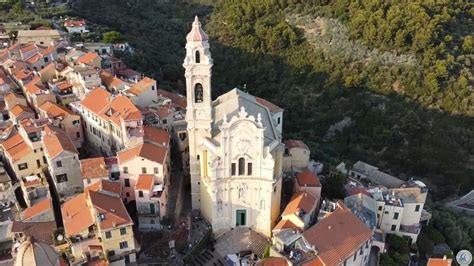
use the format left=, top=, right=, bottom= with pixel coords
left=186, top=16, right=208, bottom=42
left=212, top=88, right=280, bottom=145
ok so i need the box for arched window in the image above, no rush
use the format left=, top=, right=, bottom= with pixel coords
left=238, top=158, right=245, bottom=176
left=195, top=51, right=201, bottom=63
left=194, top=83, right=203, bottom=103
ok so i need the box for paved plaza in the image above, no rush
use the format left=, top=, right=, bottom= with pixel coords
left=215, top=227, right=270, bottom=258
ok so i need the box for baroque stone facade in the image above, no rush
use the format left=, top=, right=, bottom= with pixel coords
left=184, top=17, right=283, bottom=237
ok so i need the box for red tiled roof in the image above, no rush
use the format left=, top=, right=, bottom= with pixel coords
left=282, top=191, right=317, bottom=216
left=11, top=221, right=56, bottom=245
left=81, top=157, right=108, bottom=179
left=117, top=143, right=168, bottom=165
left=284, top=139, right=309, bottom=150
left=302, top=205, right=373, bottom=265
left=427, top=258, right=452, bottom=266
left=62, top=193, right=94, bottom=236
left=77, top=52, right=99, bottom=66
left=39, top=101, right=75, bottom=119
left=86, top=179, right=122, bottom=195
left=1, top=133, right=31, bottom=162
left=22, top=198, right=52, bottom=220
left=157, top=88, right=187, bottom=109
left=64, top=20, right=86, bottom=27
left=127, top=77, right=156, bottom=95
left=10, top=104, right=33, bottom=117
left=135, top=174, right=154, bottom=191
left=42, top=125, right=78, bottom=158
left=273, top=219, right=302, bottom=233
left=297, top=171, right=320, bottom=187
left=144, top=126, right=169, bottom=146
left=256, top=257, right=288, bottom=266
left=256, top=96, right=283, bottom=113
left=88, top=190, right=133, bottom=230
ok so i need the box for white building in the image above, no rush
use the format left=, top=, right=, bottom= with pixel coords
left=184, top=17, right=283, bottom=237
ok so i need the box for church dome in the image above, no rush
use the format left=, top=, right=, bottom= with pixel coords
left=14, top=237, right=63, bottom=266
left=186, top=16, right=209, bottom=42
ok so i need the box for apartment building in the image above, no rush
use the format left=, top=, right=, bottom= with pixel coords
left=283, top=139, right=310, bottom=171
left=42, top=125, right=83, bottom=200
left=38, top=101, right=84, bottom=147
left=81, top=157, right=120, bottom=188
left=76, top=88, right=144, bottom=156
left=124, top=77, right=158, bottom=108
left=62, top=190, right=137, bottom=264
left=134, top=174, right=163, bottom=231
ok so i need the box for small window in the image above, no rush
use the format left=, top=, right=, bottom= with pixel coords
left=162, top=119, right=167, bottom=124
left=124, top=178, right=130, bottom=187
left=154, top=167, right=159, bottom=174
left=119, top=241, right=128, bottom=249
left=126, top=192, right=130, bottom=197
left=56, top=161, right=62, bottom=168
left=107, top=250, right=115, bottom=257
left=231, top=163, right=236, bottom=176
left=56, top=174, right=68, bottom=183
left=18, top=163, right=28, bottom=170
left=247, top=163, right=252, bottom=175
left=105, top=231, right=112, bottom=239
left=87, top=179, right=91, bottom=184
left=393, top=212, right=399, bottom=220
left=353, top=252, right=357, bottom=261
left=139, top=191, right=144, bottom=198
left=76, top=132, right=80, bottom=139
left=277, top=117, right=281, bottom=124
left=120, top=228, right=127, bottom=235
left=415, top=205, right=420, bottom=212
left=391, top=224, right=396, bottom=231
left=378, top=206, right=383, bottom=211
left=43, top=156, right=47, bottom=164
left=384, top=211, right=389, bottom=214
left=142, top=167, right=147, bottom=174
left=123, top=167, right=128, bottom=174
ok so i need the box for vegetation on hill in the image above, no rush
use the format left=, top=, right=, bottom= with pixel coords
left=0, top=0, right=68, bottom=27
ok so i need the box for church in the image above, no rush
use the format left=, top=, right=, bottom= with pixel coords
left=184, top=17, right=284, bottom=237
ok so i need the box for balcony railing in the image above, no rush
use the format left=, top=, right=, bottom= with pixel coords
left=399, top=223, right=421, bottom=234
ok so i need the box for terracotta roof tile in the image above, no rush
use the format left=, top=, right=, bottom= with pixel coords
left=127, top=77, right=156, bottom=95
left=10, top=104, right=33, bottom=117
left=88, top=190, right=133, bottom=230
left=39, top=101, right=75, bottom=118
left=297, top=171, right=320, bottom=187
left=135, top=174, right=154, bottom=191
left=302, top=205, right=373, bottom=265
left=1, top=133, right=31, bottom=162
left=62, top=193, right=94, bottom=236
left=257, top=257, right=288, bottom=266
left=427, top=258, right=452, bottom=266
left=284, top=139, right=309, bottom=150
left=81, top=157, right=108, bottom=179
left=117, top=143, right=167, bottom=165
left=11, top=221, right=56, bottom=245
left=273, top=219, right=302, bottom=233
left=42, top=125, right=78, bottom=158
left=256, top=96, right=283, bottom=113
left=144, top=127, right=169, bottom=146
left=282, top=191, right=317, bottom=216
left=22, top=198, right=52, bottom=220
left=86, top=179, right=121, bottom=195
left=64, top=20, right=86, bottom=27
left=77, top=52, right=99, bottom=66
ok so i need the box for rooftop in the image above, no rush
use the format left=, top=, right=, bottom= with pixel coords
left=42, top=125, right=78, bottom=158
left=117, top=142, right=168, bottom=165
left=296, top=170, right=320, bottom=187
left=302, top=204, right=373, bottom=265
left=80, top=157, right=109, bottom=179
left=282, top=191, right=317, bottom=217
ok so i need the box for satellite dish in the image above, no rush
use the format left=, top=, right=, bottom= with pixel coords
left=57, top=234, right=64, bottom=241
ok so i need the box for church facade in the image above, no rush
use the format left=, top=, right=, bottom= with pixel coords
left=184, top=17, right=284, bottom=237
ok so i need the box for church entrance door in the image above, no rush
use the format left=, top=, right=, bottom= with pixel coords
left=236, top=209, right=246, bottom=226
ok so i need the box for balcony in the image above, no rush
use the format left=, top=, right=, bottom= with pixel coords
left=399, top=223, right=421, bottom=235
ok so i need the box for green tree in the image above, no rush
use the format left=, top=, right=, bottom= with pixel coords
left=102, top=31, right=122, bottom=43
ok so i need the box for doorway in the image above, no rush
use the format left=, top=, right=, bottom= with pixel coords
left=236, top=209, right=246, bottom=226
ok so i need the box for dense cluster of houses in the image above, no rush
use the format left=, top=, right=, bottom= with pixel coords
left=0, top=24, right=188, bottom=265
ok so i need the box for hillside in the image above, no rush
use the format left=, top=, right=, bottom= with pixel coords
left=71, top=0, right=473, bottom=198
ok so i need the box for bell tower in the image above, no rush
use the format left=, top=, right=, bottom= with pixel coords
left=184, top=16, right=213, bottom=210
